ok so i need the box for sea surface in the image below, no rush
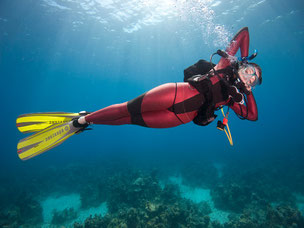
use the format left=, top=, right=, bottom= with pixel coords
left=1, top=0, right=304, bottom=227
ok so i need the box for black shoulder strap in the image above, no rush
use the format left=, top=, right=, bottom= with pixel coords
left=184, top=59, right=215, bottom=82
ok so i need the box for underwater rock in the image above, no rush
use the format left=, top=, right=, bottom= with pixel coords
left=221, top=160, right=298, bottom=207
left=265, top=204, right=304, bottom=227
left=145, top=201, right=161, bottom=216
left=224, top=204, right=304, bottom=228
left=51, top=207, right=78, bottom=225
left=106, top=170, right=162, bottom=213
left=133, top=177, right=144, bottom=186
left=161, top=183, right=181, bottom=204
left=0, top=193, right=43, bottom=227
left=80, top=214, right=107, bottom=228
left=78, top=201, right=212, bottom=228
left=80, top=180, right=108, bottom=209
left=211, top=183, right=253, bottom=213
left=74, top=170, right=215, bottom=228
left=197, top=201, right=212, bottom=215
left=224, top=213, right=259, bottom=228
left=0, top=207, right=20, bottom=228
left=16, top=193, right=43, bottom=225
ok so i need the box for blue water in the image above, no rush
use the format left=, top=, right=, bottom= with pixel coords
left=1, top=0, right=304, bottom=227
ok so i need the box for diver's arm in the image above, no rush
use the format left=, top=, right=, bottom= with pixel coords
left=229, top=92, right=258, bottom=121
left=216, top=27, right=250, bottom=70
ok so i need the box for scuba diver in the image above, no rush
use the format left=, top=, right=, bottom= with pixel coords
left=16, top=27, right=262, bottom=160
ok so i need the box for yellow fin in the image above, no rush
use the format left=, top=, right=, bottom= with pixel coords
left=16, top=112, right=81, bottom=133
left=17, top=121, right=79, bottom=160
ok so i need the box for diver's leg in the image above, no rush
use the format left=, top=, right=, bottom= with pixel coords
left=140, top=82, right=202, bottom=128
left=173, top=83, right=202, bottom=124
left=127, top=82, right=202, bottom=128
left=84, top=102, right=131, bottom=125
left=80, top=82, right=200, bottom=127
left=140, top=110, right=183, bottom=128
left=140, top=83, right=176, bottom=112
left=83, top=83, right=178, bottom=126
left=126, top=83, right=178, bottom=127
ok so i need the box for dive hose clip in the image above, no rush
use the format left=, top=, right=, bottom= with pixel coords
left=217, top=108, right=229, bottom=131
left=217, top=107, right=233, bottom=146
left=217, top=118, right=228, bottom=131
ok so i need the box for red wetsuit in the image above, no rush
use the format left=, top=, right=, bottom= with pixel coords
left=85, top=27, right=258, bottom=128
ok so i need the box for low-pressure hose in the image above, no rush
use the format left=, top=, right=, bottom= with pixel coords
left=218, top=107, right=233, bottom=146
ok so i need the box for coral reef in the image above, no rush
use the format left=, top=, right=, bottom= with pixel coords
left=265, top=204, right=304, bottom=227
left=106, top=170, right=162, bottom=213
left=211, top=165, right=297, bottom=213
left=80, top=180, right=108, bottom=209
left=2, top=153, right=304, bottom=227
left=0, top=192, right=42, bottom=227
left=76, top=203, right=212, bottom=228
left=211, top=182, right=256, bottom=213
left=74, top=171, right=215, bottom=228
left=225, top=204, right=304, bottom=228
left=51, top=207, right=78, bottom=225
left=73, top=162, right=304, bottom=228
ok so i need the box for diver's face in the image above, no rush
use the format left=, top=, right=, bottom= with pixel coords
left=238, top=65, right=260, bottom=91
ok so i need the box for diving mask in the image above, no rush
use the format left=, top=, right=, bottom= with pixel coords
left=238, top=64, right=260, bottom=88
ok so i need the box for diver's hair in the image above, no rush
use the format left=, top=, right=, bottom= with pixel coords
left=249, top=62, right=262, bottom=85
